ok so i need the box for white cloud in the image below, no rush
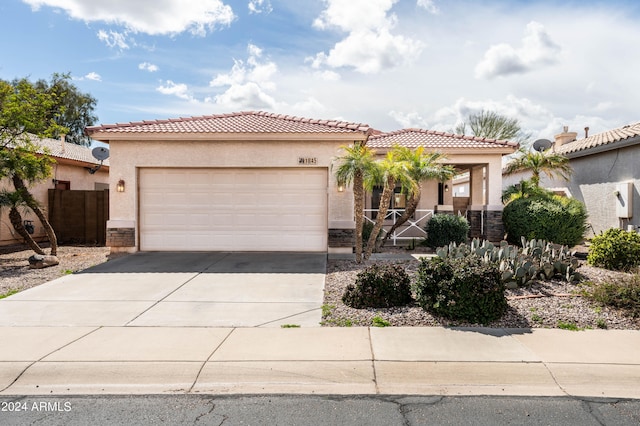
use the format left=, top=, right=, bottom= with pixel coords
left=74, top=72, right=102, bottom=82
left=416, top=0, right=438, bottom=14
left=475, top=21, right=561, bottom=79
left=84, top=72, right=102, bottom=81
left=23, top=0, right=235, bottom=36
left=156, top=80, right=193, bottom=100
left=248, top=0, right=272, bottom=14
left=315, top=70, right=341, bottom=81
left=389, top=110, right=429, bottom=129
left=209, top=43, right=278, bottom=109
left=138, top=62, right=159, bottom=72
left=97, top=29, right=129, bottom=49
left=312, top=0, right=424, bottom=74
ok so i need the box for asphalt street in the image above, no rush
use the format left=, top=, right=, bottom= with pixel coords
left=1, top=395, right=639, bottom=425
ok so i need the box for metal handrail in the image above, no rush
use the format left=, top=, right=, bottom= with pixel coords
left=363, top=209, right=434, bottom=245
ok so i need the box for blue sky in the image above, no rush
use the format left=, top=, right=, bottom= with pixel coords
left=1, top=0, right=639, bottom=140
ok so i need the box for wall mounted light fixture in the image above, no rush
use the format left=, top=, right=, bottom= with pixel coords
left=444, top=184, right=449, bottom=192
left=337, top=184, right=345, bottom=192
left=116, top=179, right=125, bottom=193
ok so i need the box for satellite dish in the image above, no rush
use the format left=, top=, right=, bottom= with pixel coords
left=532, top=139, right=552, bottom=152
left=88, top=147, right=110, bottom=174
left=91, top=146, right=110, bottom=161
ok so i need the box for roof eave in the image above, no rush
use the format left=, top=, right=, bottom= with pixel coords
left=563, top=135, right=640, bottom=159
left=87, top=131, right=370, bottom=143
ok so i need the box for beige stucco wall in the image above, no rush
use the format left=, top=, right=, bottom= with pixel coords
left=0, top=162, right=109, bottom=246
left=106, top=138, right=356, bottom=250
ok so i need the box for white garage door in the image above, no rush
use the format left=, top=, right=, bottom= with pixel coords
left=139, top=168, right=328, bottom=251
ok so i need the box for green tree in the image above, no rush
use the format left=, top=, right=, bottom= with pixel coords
left=334, top=143, right=378, bottom=263
left=0, top=77, right=69, bottom=257
left=0, top=190, right=45, bottom=255
left=455, top=110, right=530, bottom=144
left=363, top=150, right=417, bottom=260
left=380, top=146, right=455, bottom=248
left=503, top=148, right=572, bottom=187
left=33, top=73, right=98, bottom=146
left=501, top=179, right=554, bottom=204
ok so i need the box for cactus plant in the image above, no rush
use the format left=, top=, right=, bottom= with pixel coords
left=435, top=238, right=582, bottom=287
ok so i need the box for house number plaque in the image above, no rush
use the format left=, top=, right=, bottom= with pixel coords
left=298, top=157, right=318, bottom=165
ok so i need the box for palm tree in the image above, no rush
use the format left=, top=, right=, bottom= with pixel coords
left=501, top=179, right=554, bottom=204
left=363, top=150, right=417, bottom=260
left=0, top=190, right=46, bottom=255
left=333, top=143, right=378, bottom=263
left=380, top=146, right=455, bottom=248
left=503, top=147, right=572, bottom=187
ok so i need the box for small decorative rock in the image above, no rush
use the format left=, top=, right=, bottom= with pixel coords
left=28, top=254, right=60, bottom=269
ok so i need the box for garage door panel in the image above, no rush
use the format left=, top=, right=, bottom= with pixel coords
left=140, top=168, right=327, bottom=251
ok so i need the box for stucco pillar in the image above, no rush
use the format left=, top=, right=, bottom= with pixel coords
left=469, top=166, right=485, bottom=206
left=328, top=179, right=355, bottom=254
left=485, top=158, right=504, bottom=208
left=468, top=166, right=485, bottom=239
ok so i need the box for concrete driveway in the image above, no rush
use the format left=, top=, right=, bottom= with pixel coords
left=0, top=252, right=326, bottom=327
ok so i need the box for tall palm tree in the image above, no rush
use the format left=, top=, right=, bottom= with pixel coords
left=503, top=147, right=572, bottom=187
left=380, top=146, right=455, bottom=248
left=363, top=150, right=417, bottom=260
left=333, top=143, right=377, bottom=263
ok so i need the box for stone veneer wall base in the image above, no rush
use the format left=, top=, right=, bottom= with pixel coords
left=106, top=228, right=135, bottom=248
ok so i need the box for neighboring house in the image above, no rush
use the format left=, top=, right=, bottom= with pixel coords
left=0, top=136, right=109, bottom=246
left=503, top=123, right=640, bottom=236
left=85, top=112, right=517, bottom=254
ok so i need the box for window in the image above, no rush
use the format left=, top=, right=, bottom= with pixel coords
left=370, top=186, right=406, bottom=219
left=55, top=180, right=70, bottom=190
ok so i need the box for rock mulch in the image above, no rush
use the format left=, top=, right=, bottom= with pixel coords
left=0, top=245, right=112, bottom=296
left=322, top=258, right=640, bottom=330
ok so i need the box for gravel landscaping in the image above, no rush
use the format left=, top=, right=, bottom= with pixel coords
left=322, top=255, right=640, bottom=330
left=2, top=244, right=638, bottom=331
left=0, top=245, right=113, bottom=296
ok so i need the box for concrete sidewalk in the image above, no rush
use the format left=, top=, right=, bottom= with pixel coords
left=1, top=326, right=638, bottom=398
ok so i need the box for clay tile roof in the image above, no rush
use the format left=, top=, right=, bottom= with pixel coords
left=367, top=128, right=518, bottom=150
left=33, top=136, right=109, bottom=166
left=85, top=111, right=371, bottom=135
left=555, top=122, right=640, bottom=155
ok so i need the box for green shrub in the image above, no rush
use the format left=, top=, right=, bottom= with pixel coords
left=503, top=195, right=587, bottom=246
left=342, top=263, right=413, bottom=309
left=414, top=256, right=507, bottom=323
left=581, top=275, right=640, bottom=318
left=587, top=228, right=640, bottom=271
left=424, top=214, right=469, bottom=248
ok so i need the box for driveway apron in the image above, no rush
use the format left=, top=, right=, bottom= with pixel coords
left=0, top=252, right=326, bottom=327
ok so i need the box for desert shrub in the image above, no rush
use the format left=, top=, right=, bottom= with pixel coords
left=581, top=275, right=640, bottom=318
left=435, top=238, right=581, bottom=286
left=342, top=263, right=413, bottom=309
left=424, top=214, right=469, bottom=248
left=414, top=256, right=507, bottom=323
left=502, top=195, right=587, bottom=247
left=587, top=228, right=640, bottom=271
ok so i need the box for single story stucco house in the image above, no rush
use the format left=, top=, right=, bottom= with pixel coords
left=503, top=123, right=640, bottom=236
left=0, top=136, right=109, bottom=246
left=86, top=111, right=517, bottom=253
